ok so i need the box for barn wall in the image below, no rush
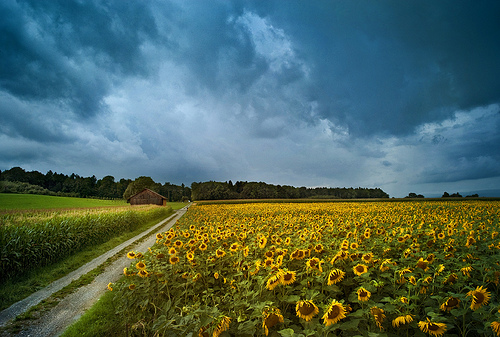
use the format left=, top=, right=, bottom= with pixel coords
left=129, top=189, right=165, bottom=205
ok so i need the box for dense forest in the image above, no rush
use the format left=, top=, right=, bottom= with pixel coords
left=1, top=167, right=391, bottom=201
left=0, top=167, right=190, bottom=201
left=191, top=181, right=389, bottom=200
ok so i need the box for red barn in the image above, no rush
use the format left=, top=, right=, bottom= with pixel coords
left=127, top=188, right=167, bottom=206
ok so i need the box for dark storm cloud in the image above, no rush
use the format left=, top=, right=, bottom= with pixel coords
left=0, top=0, right=161, bottom=117
left=253, top=1, right=500, bottom=137
left=1, top=0, right=500, bottom=198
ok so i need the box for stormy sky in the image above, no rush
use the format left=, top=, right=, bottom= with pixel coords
left=1, top=0, right=500, bottom=198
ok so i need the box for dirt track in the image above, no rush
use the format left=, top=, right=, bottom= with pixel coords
left=0, top=205, right=189, bottom=337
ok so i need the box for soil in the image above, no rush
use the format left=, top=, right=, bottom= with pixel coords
left=0, top=206, right=189, bottom=337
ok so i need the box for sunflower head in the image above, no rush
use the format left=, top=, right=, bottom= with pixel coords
left=169, top=256, right=180, bottom=265
left=266, top=273, right=282, bottom=290
left=126, top=251, right=136, bottom=259
left=280, top=270, right=297, bottom=286
left=416, top=257, right=429, bottom=271
left=353, top=264, right=368, bottom=276
left=322, top=299, right=346, bottom=326
left=296, top=300, right=319, bottom=321
left=440, top=296, right=460, bottom=312
left=327, top=269, right=346, bottom=285
left=262, top=307, right=284, bottom=336
left=467, top=285, right=491, bottom=310
left=418, top=318, right=447, bottom=336
left=392, top=314, right=413, bottom=327
left=357, top=287, right=371, bottom=301
left=138, top=269, right=149, bottom=277
left=370, top=307, right=385, bottom=330
left=213, top=316, right=231, bottom=337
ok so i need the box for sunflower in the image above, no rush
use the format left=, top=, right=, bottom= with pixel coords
left=357, top=287, right=371, bottom=301
left=314, top=243, right=324, bottom=253
left=138, top=269, right=149, bottom=277
left=379, top=259, right=394, bottom=272
left=243, top=246, right=249, bottom=257
left=199, top=243, right=207, bottom=251
left=467, top=285, right=491, bottom=310
left=215, top=249, right=226, bottom=258
left=258, top=236, right=268, bottom=249
left=306, top=257, right=323, bottom=273
left=128, top=284, right=136, bottom=290
left=169, top=256, right=180, bottom=265
left=398, top=268, right=412, bottom=277
left=280, top=270, right=297, bottom=285
left=370, top=307, right=385, bottom=330
left=213, top=316, right=231, bottom=337
left=265, top=250, right=274, bottom=258
left=491, top=321, right=500, bottom=336
left=466, top=236, right=476, bottom=248
left=461, top=266, right=473, bottom=277
left=107, top=282, right=113, bottom=291
left=361, top=253, right=373, bottom=264
left=350, top=242, right=359, bottom=250
left=156, top=233, right=163, bottom=240
left=296, top=300, right=319, bottom=321
left=284, top=237, right=291, bottom=245
left=322, top=299, right=346, bottom=326
left=264, top=257, right=274, bottom=268
left=416, top=258, right=429, bottom=271
left=418, top=318, right=447, bottom=336
left=134, top=260, right=146, bottom=270
left=168, top=247, right=177, bottom=255
left=262, top=307, right=284, bottom=336
left=156, top=253, right=165, bottom=259
left=353, top=264, right=368, bottom=276
left=266, top=273, right=282, bottom=290
left=392, top=314, right=413, bottom=327
left=440, top=296, right=460, bottom=312
left=327, top=269, right=346, bottom=285
left=229, top=243, right=239, bottom=252
left=174, top=240, right=184, bottom=248
left=443, top=273, right=458, bottom=284
left=126, top=251, right=136, bottom=259
left=186, top=252, right=195, bottom=261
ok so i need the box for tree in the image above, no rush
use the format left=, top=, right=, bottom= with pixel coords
left=97, top=176, right=117, bottom=198
left=122, top=176, right=158, bottom=200
left=442, top=192, right=450, bottom=198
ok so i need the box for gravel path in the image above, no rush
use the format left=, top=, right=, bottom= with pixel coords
left=0, top=205, right=189, bottom=337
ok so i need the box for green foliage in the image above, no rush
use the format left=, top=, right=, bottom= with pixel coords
left=191, top=181, right=389, bottom=201
left=60, top=291, right=123, bottom=337
left=123, top=177, right=160, bottom=200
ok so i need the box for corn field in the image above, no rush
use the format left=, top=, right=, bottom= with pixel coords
left=0, top=205, right=172, bottom=281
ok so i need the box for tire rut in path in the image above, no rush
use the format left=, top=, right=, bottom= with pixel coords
left=0, top=205, right=189, bottom=337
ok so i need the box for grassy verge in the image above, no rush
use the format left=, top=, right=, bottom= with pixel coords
left=0, top=203, right=185, bottom=311
left=60, top=290, right=123, bottom=337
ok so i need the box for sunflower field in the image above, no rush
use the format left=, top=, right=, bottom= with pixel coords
left=113, top=201, right=500, bottom=337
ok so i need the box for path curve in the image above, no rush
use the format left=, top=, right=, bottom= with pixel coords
left=0, top=205, right=189, bottom=337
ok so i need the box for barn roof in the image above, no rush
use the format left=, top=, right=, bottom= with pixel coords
left=127, top=188, right=167, bottom=202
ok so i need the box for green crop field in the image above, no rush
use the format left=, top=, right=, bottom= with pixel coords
left=0, top=193, right=126, bottom=210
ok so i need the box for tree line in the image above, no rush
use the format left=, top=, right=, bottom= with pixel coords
left=1, top=167, right=390, bottom=201
left=0, top=167, right=190, bottom=202
left=191, top=181, right=389, bottom=200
